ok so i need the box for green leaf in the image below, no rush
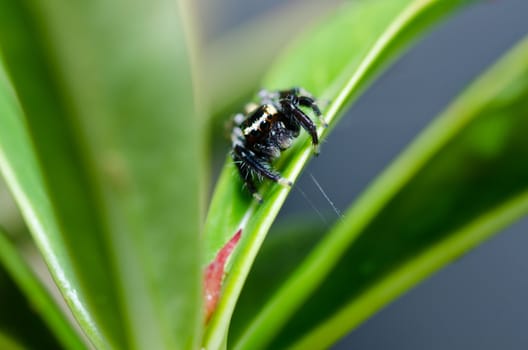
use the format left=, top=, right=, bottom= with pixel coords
left=203, top=0, right=471, bottom=348
left=229, top=219, right=325, bottom=341
left=0, top=230, right=86, bottom=350
left=23, top=0, right=204, bottom=348
left=235, top=34, right=528, bottom=349
left=0, top=51, right=116, bottom=348
left=0, top=1, right=127, bottom=347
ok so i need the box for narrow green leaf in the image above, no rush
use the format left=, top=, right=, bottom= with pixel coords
left=0, top=230, right=86, bottom=350
left=0, top=237, right=73, bottom=350
left=0, top=54, right=114, bottom=348
left=203, top=0, right=471, bottom=348
left=0, top=1, right=127, bottom=347
left=25, top=0, right=204, bottom=348
left=238, top=35, right=528, bottom=349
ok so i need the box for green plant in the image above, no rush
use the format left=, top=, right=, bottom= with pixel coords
left=0, top=0, right=527, bottom=349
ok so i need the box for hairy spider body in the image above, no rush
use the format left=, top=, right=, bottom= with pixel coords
left=231, top=87, right=325, bottom=202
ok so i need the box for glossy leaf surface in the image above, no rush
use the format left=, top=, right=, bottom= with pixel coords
left=0, top=52, right=113, bottom=348
left=0, top=2, right=126, bottom=347
left=1, top=0, right=203, bottom=348
left=30, top=0, right=204, bottom=348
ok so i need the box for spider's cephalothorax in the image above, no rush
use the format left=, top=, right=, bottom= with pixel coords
left=231, top=87, right=326, bottom=202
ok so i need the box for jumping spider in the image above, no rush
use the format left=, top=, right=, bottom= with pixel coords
left=231, top=87, right=326, bottom=202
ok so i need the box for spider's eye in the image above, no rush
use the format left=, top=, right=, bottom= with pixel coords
left=260, top=120, right=270, bottom=130
left=250, top=129, right=261, bottom=137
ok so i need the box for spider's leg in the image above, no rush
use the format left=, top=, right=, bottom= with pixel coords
left=234, top=145, right=292, bottom=188
left=280, top=100, right=320, bottom=154
left=277, top=87, right=300, bottom=100
left=298, top=96, right=321, bottom=116
left=232, top=149, right=263, bottom=202
left=299, top=96, right=328, bottom=128
left=299, top=96, right=321, bottom=116
left=233, top=112, right=246, bottom=126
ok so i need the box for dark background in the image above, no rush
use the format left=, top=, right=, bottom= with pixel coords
left=200, top=0, right=528, bottom=349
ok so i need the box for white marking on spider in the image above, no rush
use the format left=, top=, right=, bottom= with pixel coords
left=244, top=102, right=259, bottom=115
left=242, top=105, right=277, bottom=135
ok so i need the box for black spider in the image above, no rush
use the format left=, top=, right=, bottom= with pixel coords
left=231, top=87, right=326, bottom=202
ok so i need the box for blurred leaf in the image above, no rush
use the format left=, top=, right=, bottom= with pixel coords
left=0, top=1, right=127, bottom=347
left=0, top=180, right=23, bottom=235
left=0, top=230, right=85, bottom=350
left=203, top=0, right=471, bottom=348
left=229, top=219, right=325, bottom=340
left=0, top=251, right=65, bottom=350
left=0, top=332, right=24, bottom=350
left=0, top=49, right=119, bottom=348
left=236, top=35, right=528, bottom=349
left=24, top=0, right=205, bottom=348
